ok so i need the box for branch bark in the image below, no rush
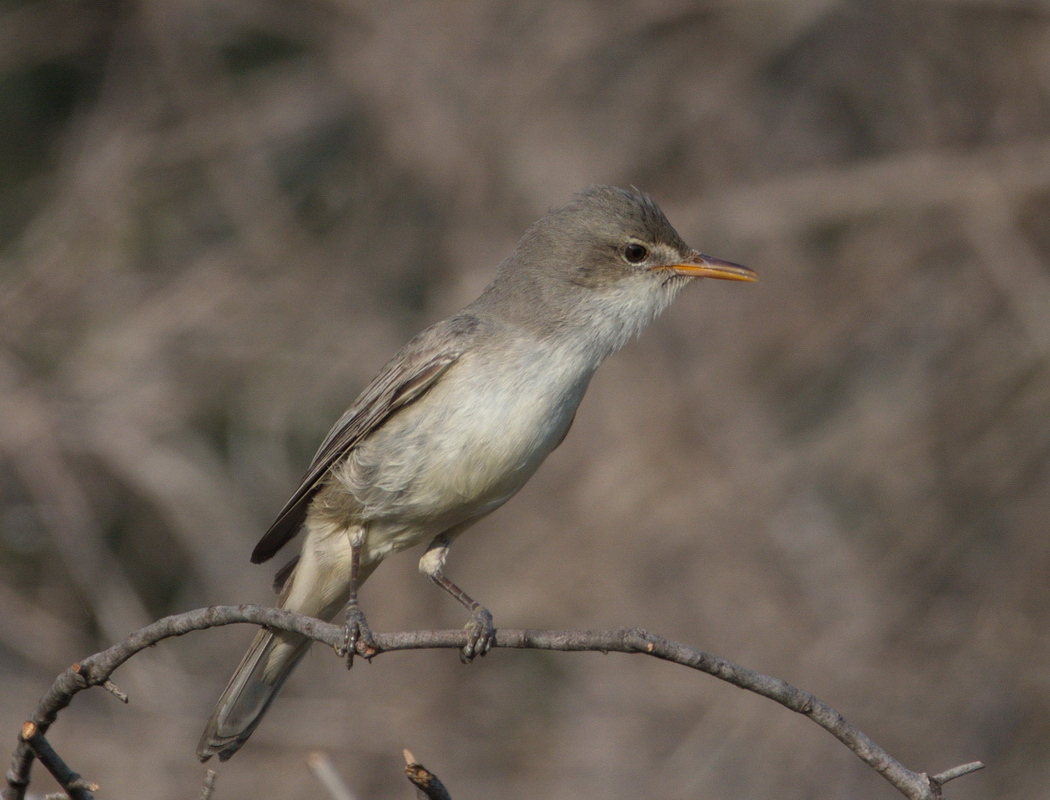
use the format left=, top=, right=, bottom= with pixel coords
left=3, top=605, right=983, bottom=800
left=17, top=722, right=96, bottom=800
left=404, top=750, right=453, bottom=800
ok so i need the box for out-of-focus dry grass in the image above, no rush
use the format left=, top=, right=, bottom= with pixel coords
left=1, top=1, right=1049, bottom=797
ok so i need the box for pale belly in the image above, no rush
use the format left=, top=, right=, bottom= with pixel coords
left=328, top=343, right=595, bottom=560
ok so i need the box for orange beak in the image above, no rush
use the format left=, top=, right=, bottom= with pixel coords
left=667, top=251, right=757, bottom=282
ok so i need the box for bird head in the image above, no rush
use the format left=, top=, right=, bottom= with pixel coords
left=486, top=186, right=756, bottom=356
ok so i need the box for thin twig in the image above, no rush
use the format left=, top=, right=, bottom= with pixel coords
left=686, top=137, right=1050, bottom=239
left=101, top=680, right=128, bottom=704
left=307, top=752, right=356, bottom=800
left=931, top=761, right=986, bottom=786
left=3, top=605, right=982, bottom=800
left=198, top=768, right=217, bottom=800
left=403, top=750, right=453, bottom=800
left=19, top=722, right=96, bottom=800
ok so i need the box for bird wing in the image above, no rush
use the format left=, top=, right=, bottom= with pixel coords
left=250, top=314, right=480, bottom=564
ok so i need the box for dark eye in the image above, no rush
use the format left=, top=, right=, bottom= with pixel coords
left=623, top=242, right=648, bottom=263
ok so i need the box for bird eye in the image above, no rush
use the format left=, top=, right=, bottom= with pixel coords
left=623, top=243, right=648, bottom=264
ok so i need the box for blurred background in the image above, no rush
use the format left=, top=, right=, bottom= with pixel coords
left=1, top=0, right=1048, bottom=797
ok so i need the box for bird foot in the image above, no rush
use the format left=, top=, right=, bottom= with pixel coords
left=460, top=606, right=495, bottom=663
left=337, top=602, right=378, bottom=668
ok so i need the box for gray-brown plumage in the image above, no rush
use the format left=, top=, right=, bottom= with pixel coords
left=197, top=186, right=756, bottom=762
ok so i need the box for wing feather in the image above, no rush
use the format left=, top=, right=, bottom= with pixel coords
left=250, top=314, right=479, bottom=564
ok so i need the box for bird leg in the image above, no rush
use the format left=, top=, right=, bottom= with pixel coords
left=421, top=534, right=495, bottom=662
left=429, top=570, right=495, bottom=662
left=339, top=537, right=377, bottom=668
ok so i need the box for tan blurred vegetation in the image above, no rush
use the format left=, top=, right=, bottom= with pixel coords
left=1, top=0, right=1049, bottom=797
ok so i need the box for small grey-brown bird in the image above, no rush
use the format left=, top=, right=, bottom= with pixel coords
left=197, top=185, right=756, bottom=761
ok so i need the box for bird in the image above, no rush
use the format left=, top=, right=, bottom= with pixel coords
left=197, top=185, right=756, bottom=761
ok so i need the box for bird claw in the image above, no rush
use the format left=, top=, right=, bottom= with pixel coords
left=460, top=607, right=495, bottom=663
left=337, top=603, right=377, bottom=668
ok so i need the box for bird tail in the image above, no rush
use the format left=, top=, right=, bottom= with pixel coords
left=196, top=627, right=311, bottom=762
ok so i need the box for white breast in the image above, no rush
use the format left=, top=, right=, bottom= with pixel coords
left=333, top=336, right=596, bottom=539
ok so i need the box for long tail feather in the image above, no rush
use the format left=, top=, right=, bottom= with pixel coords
left=196, top=628, right=311, bottom=762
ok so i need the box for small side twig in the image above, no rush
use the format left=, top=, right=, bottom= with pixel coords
left=931, top=761, right=986, bottom=788
left=403, top=750, right=453, bottom=800
left=19, top=722, right=96, bottom=800
left=101, top=680, right=128, bottom=704
left=307, top=752, right=356, bottom=800
left=198, top=769, right=217, bottom=800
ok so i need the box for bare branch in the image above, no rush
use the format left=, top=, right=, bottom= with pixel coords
left=18, top=722, right=96, bottom=800
left=101, top=681, right=128, bottom=704
left=686, top=137, right=1050, bottom=239
left=931, top=762, right=986, bottom=787
left=198, top=768, right=217, bottom=800
left=3, top=605, right=982, bottom=800
left=307, top=752, right=357, bottom=800
left=960, top=188, right=1050, bottom=358
left=403, top=750, right=453, bottom=800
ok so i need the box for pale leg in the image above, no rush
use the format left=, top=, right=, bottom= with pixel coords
left=420, top=533, right=496, bottom=661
